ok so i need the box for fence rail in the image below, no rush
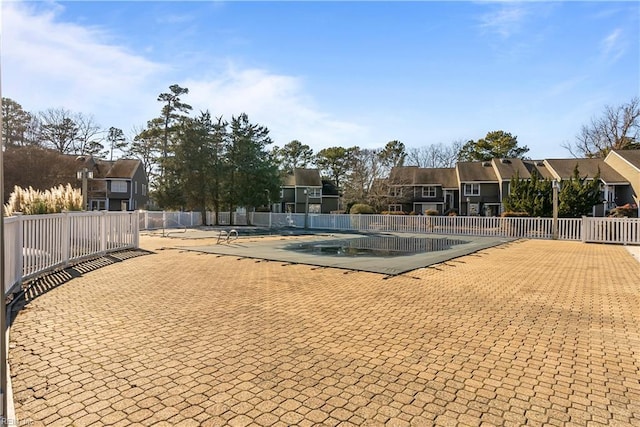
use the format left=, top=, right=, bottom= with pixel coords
left=3, top=211, right=139, bottom=296
left=141, top=211, right=639, bottom=246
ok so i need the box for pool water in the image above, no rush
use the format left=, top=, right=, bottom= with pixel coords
left=286, top=235, right=468, bottom=257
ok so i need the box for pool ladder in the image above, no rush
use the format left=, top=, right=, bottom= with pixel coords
left=217, top=229, right=238, bottom=244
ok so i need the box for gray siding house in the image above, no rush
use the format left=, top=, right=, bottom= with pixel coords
left=80, top=156, right=149, bottom=211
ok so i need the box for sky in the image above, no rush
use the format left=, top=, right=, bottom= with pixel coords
left=1, top=1, right=639, bottom=160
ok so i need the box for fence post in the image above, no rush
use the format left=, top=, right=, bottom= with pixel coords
left=62, top=211, right=71, bottom=266
left=132, top=212, right=140, bottom=248
left=100, top=211, right=108, bottom=255
left=15, top=213, right=24, bottom=287
left=581, top=216, right=587, bottom=243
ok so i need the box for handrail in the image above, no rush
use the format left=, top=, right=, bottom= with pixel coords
left=217, top=229, right=238, bottom=244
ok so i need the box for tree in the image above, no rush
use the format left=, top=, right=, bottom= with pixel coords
left=225, top=113, right=280, bottom=218
left=2, top=97, right=36, bottom=147
left=273, top=140, right=314, bottom=173
left=558, top=165, right=602, bottom=218
left=75, top=113, right=105, bottom=157
left=457, top=130, right=529, bottom=162
left=129, top=124, right=162, bottom=189
left=342, top=147, right=385, bottom=211
left=503, top=171, right=553, bottom=217
left=378, top=140, right=406, bottom=172
left=316, top=146, right=355, bottom=191
left=406, top=140, right=463, bottom=168
left=173, top=112, right=223, bottom=220
left=565, top=97, right=640, bottom=158
left=157, top=84, right=192, bottom=174
left=39, top=108, right=79, bottom=154
left=3, top=146, right=78, bottom=202
left=107, top=127, right=128, bottom=161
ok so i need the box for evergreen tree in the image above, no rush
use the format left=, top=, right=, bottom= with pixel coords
left=558, top=165, right=602, bottom=217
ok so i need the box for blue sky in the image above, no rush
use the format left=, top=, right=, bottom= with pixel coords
left=2, top=1, right=638, bottom=159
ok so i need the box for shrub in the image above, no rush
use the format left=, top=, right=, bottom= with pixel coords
left=4, top=184, right=83, bottom=216
left=349, top=203, right=375, bottom=214
left=381, top=211, right=406, bottom=215
left=609, top=206, right=638, bottom=218
left=501, top=211, right=530, bottom=217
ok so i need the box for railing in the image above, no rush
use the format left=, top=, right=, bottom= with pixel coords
left=3, top=211, right=139, bottom=296
left=251, top=213, right=587, bottom=241
left=138, top=211, right=202, bottom=230
left=140, top=211, right=640, bottom=245
left=583, top=217, right=640, bottom=244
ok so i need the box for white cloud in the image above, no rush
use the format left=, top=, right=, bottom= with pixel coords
left=2, top=2, right=368, bottom=151
left=478, top=3, right=527, bottom=39
left=600, top=28, right=625, bottom=63
left=2, top=2, right=164, bottom=131
left=183, top=65, right=369, bottom=150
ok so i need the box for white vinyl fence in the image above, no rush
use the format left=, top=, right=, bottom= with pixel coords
left=3, top=211, right=139, bottom=296
left=141, top=211, right=639, bottom=245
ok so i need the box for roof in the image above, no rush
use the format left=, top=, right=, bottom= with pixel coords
left=388, top=166, right=458, bottom=188
left=74, top=156, right=143, bottom=179
left=491, top=158, right=531, bottom=181
left=105, top=159, right=141, bottom=179
left=283, top=168, right=322, bottom=187
left=523, top=160, right=556, bottom=180
left=609, top=149, right=640, bottom=170
left=456, top=162, right=498, bottom=182
left=544, top=158, right=627, bottom=184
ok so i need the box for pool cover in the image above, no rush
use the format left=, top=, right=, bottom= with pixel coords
left=178, top=232, right=514, bottom=276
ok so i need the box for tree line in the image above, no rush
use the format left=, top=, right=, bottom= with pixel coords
left=2, top=88, right=638, bottom=215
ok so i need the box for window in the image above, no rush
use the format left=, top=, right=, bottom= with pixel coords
left=309, top=204, right=321, bottom=213
left=90, top=200, right=106, bottom=211
left=390, top=187, right=403, bottom=197
left=308, top=187, right=322, bottom=198
left=388, top=204, right=403, bottom=212
left=111, top=180, right=127, bottom=193
left=142, top=184, right=147, bottom=196
left=463, top=183, right=480, bottom=196
left=422, top=186, right=437, bottom=198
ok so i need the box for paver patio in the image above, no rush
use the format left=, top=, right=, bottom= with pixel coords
left=8, top=234, right=640, bottom=426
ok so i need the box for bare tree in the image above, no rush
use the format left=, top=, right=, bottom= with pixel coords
left=406, top=140, right=463, bottom=168
left=565, top=97, right=640, bottom=158
left=75, top=113, right=105, bottom=156
left=38, top=108, right=79, bottom=154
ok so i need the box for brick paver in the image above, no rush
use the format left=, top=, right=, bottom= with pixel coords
left=8, top=235, right=640, bottom=426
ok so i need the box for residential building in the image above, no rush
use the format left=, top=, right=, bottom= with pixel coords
left=387, top=166, right=458, bottom=214
left=604, top=150, right=640, bottom=212
left=78, top=156, right=149, bottom=211
left=544, top=158, right=629, bottom=216
left=386, top=150, right=640, bottom=217
left=278, top=168, right=339, bottom=214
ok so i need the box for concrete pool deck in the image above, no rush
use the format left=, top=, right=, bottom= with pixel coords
left=7, top=233, right=640, bottom=426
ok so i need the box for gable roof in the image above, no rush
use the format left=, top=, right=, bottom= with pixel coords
left=608, top=149, right=640, bottom=170
left=544, top=158, right=627, bottom=184
left=105, top=159, right=141, bottom=179
left=492, top=158, right=531, bottom=181
left=523, top=160, right=556, bottom=180
left=388, top=166, right=458, bottom=188
left=75, top=156, right=143, bottom=180
left=456, top=162, right=498, bottom=182
left=283, top=168, right=322, bottom=187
